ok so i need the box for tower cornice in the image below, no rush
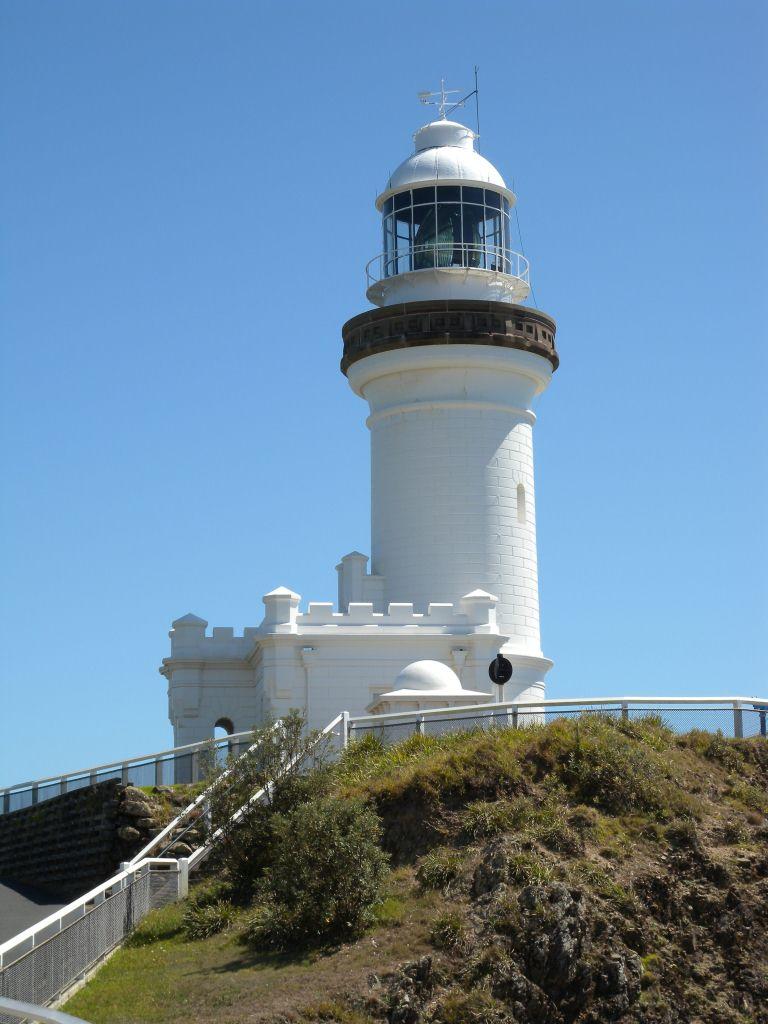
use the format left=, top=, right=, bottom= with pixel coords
left=341, top=300, right=558, bottom=375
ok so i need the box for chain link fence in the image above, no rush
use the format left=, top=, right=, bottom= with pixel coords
left=0, top=864, right=178, bottom=1021
left=348, top=703, right=768, bottom=746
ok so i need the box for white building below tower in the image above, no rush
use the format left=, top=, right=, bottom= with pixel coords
left=161, top=98, right=560, bottom=743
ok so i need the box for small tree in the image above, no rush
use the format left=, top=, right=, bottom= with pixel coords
left=206, top=710, right=331, bottom=898
left=245, top=796, right=390, bottom=950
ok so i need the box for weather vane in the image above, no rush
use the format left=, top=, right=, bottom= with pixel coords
left=418, top=78, right=463, bottom=120
left=417, top=68, right=481, bottom=137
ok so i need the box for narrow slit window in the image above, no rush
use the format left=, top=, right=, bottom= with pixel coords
left=517, top=483, right=527, bottom=524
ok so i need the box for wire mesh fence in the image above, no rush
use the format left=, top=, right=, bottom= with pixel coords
left=0, top=867, right=165, bottom=1020
left=348, top=704, right=768, bottom=746
left=1, top=737, right=254, bottom=816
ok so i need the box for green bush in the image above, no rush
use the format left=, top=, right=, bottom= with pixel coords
left=432, top=989, right=510, bottom=1023
left=182, top=900, right=236, bottom=939
left=416, top=849, right=463, bottom=891
left=557, top=720, right=674, bottom=817
left=461, top=800, right=515, bottom=839
left=243, top=796, right=389, bottom=951
left=430, top=911, right=470, bottom=953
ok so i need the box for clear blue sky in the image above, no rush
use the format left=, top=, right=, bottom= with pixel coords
left=1, top=0, right=766, bottom=782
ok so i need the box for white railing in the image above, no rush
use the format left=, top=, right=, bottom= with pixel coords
left=0, top=713, right=347, bottom=1012
left=187, top=712, right=345, bottom=871
left=348, top=696, right=768, bottom=741
left=0, top=857, right=180, bottom=1012
left=0, top=697, right=764, bottom=1012
left=1, top=732, right=253, bottom=816
left=0, top=996, right=91, bottom=1022
left=366, top=242, right=529, bottom=287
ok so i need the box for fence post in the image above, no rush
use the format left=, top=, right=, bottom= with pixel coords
left=60, top=775, right=68, bottom=795
left=191, top=749, right=200, bottom=783
left=121, top=763, right=130, bottom=785
left=89, top=770, right=97, bottom=787
left=2, top=789, right=9, bottom=814
left=512, top=706, right=519, bottom=730
left=416, top=715, right=425, bottom=737
left=621, top=702, right=629, bottom=722
left=178, top=857, right=190, bottom=899
left=759, top=706, right=767, bottom=738
left=31, top=784, right=39, bottom=806
left=341, top=711, right=350, bottom=749
left=733, top=702, right=744, bottom=739
left=154, top=757, right=163, bottom=787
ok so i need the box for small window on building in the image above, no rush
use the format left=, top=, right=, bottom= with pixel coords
left=526, top=324, right=533, bottom=334
left=517, top=483, right=527, bottom=524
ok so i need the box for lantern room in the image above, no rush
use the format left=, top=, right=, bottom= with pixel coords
left=366, top=119, right=531, bottom=306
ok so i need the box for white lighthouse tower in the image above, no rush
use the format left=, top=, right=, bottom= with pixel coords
left=161, top=92, right=558, bottom=745
left=341, top=96, right=558, bottom=682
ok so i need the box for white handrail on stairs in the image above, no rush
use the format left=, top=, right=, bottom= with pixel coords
left=187, top=712, right=345, bottom=870
left=127, top=722, right=282, bottom=867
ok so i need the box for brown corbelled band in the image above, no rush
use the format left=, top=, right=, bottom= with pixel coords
left=341, top=300, right=559, bottom=375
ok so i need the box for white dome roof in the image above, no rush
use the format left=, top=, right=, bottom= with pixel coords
left=392, top=660, right=465, bottom=693
left=378, top=119, right=509, bottom=209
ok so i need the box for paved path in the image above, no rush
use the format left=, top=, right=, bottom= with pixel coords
left=0, top=879, right=67, bottom=943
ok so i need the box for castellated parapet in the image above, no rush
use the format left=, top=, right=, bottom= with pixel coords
left=161, top=569, right=552, bottom=747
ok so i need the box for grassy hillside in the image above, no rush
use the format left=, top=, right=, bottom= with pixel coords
left=65, top=715, right=768, bottom=1024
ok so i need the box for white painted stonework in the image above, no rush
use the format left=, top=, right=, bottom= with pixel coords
left=161, top=110, right=557, bottom=743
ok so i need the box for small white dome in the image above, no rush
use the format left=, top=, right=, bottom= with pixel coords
left=393, top=660, right=464, bottom=693
left=378, top=119, right=508, bottom=208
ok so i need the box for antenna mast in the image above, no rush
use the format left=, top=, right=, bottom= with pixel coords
left=418, top=71, right=481, bottom=141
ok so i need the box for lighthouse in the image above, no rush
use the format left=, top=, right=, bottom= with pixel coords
left=161, top=92, right=558, bottom=744
left=341, top=99, right=558, bottom=677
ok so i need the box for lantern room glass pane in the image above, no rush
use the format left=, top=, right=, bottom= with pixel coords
left=395, top=208, right=412, bottom=273
left=435, top=203, right=462, bottom=265
left=462, top=204, right=485, bottom=267
left=484, top=209, right=503, bottom=270
left=436, top=185, right=461, bottom=203
left=383, top=197, right=393, bottom=216
left=412, top=186, right=435, bottom=205
left=484, top=189, right=501, bottom=209
left=462, top=186, right=483, bottom=205
left=393, top=190, right=411, bottom=210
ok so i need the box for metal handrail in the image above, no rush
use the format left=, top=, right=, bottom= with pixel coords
left=0, top=997, right=92, bottom=1023
left=366, top=242, right=529, bottom=287
left=1, top=731, right=252, bottom=800
left=0, top=857, right=179, bottom=967
left=348, top=695, right=768, bottom=727
left=187, top=712, right=345, bottom=870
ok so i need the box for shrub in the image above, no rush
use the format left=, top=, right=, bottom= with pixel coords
left=187, top=878, right=236, bottom=909
left=243, top=796, right=389, bottom=951
left=729, top=778, right=768, bottom=813
left=432, top=989, right=510, bottom=1023
left=206, top=710, right=332, bottom=899
left=182, top=899, right=236, bottom=939
left=506, top=851, right=555, bottom=887
left=430, top=911, right=470, bottom=953
left=416, top=849, right=463, bottom=891
left=557, top=721, right=673, bottom=816
left=462, top=800, right=515, bottom=839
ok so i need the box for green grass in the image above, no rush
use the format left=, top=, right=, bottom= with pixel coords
left=63, top=717, right=766, bottom=1024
